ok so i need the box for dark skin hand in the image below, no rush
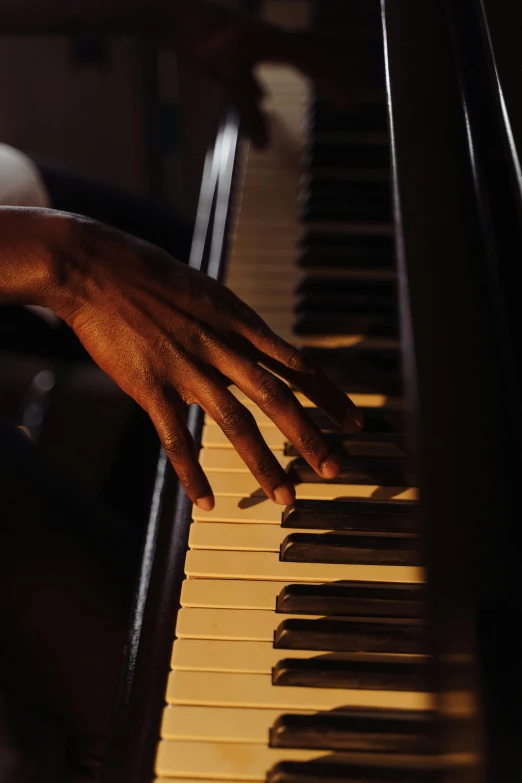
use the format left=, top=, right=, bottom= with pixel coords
left=0, top=208, right=363, bottom=511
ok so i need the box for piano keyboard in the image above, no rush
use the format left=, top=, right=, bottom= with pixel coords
left=151, top=3, right=460, bottom=779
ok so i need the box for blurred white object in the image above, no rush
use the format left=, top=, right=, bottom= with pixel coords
left=0, top=143, right=50, bottom=207
left=0, top=143, right=59, bottom=325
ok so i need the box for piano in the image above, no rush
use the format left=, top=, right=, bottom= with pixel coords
left=102, top=1, right=522, bottom=781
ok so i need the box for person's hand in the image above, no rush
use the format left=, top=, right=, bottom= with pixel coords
left=170, top=2, right=358, bottom=148
left=45, top=215, right=363, bottom=511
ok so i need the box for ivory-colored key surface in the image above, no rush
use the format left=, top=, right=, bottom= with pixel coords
left=200, top=449, right=292, bottom=473
left=202, top=424, right=285, bottom=450
left=192, top=490, right=418, bottom=524
left=175, top=608, right=318, bottom=642
left=155, top=740, right=336, bottom=780
left=161, top=705, right=288, bottom=743
left=192, top=497, right=282, bottom=524
left=188, top=522, right=332, bottom=552
left=175, top=607, right=423, bottom=643
left=208, top=473, right=418, bottom=501
left=171, top=639, right=421, bottom=674
left=156, top=744, right=447, bottom=783
left=166, top=671, right=432, bottom=712
left=184, top=550, right=424, bottom=583
left=180, top=579, right=286, bottom=610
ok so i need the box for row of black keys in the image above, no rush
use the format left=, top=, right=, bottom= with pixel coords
left=264, top=11, right=448, bottom=781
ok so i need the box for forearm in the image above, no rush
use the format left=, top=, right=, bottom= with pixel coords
left=0, top=206, right=69, bottom=308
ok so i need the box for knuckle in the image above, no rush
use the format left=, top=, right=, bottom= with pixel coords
left=286, top=347, right=314, bottom=374
left=252, top=456, right=279, bottom=484
left=295, top=428, right=325, bottom=458
left=218, top=403, right=255, bottom=438
left=162, top=430, right=190, bottom=461
left=255, top=373, right=289, bottom=409
left=190, top=326, right=218, bottom=354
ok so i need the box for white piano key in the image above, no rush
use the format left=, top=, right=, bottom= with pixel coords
left=171, top=639, right=419, bottom=675
left=175, top=607, right=423, bottom=643
left=171, top=640, right=330, bottom=674
left=188, top=522, right=332, bottom=552
left=155, top=739, right=330, bottom=780
left=202, top=424, right=284, bottom=450
left=176, top=607, right=318, bottom=641
left=161, top=704, right=286, bottom=743
left=181, top=579, right=285, bottom=610
left=307, top=221, right=394, bottom=236
left=208, top=473, right=418, bottom=501
left=192, top=497, right=282, bottom=524
left=166, top=671, right=432, bottom=712
left=200, top=448, right=293, bottom=473
left=184, top=550, right=424, bottom=583
left=156, top=740, right=449, bottom=782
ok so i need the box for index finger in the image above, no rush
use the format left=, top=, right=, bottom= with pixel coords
left=238, top=321, right=364, bottom=433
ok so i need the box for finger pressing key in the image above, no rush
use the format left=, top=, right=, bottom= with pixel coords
left=204, top=356, right=344, bottom=480
left=193, top=371, right=295, bottom=506
left=148, top=393, right=215, bottom=511
left=233, top=317, right=364, bottom=433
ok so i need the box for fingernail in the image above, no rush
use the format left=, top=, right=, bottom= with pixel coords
left=321, top=453, right=342, bottom=479
left=274, top=482, right=295, bottom=506
left=195, top=495, right=215, bottom=511
left=343, top=408, right=364, bottom=433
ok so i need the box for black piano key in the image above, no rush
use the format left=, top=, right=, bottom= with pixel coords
left=281, top=500, right=418, bottom=532
left=297, top=276, right=396, bottom=299
left=301, top=345, right=400, bottom=375
left=294, top=314, right=398, bottom=339
left=286, top=457, right=412, bottom=485
left=301, top=348, right=401, bottom=395
left=297, top=243, right=395, bottom=271
left=267, top=759, right=441, bottom=783
left=276, top=583, right=425, bottom=618
left=272, top=657, right=427, bottom=691
left=303, top=202, right=391, bottom=222
left=279, top=533, right=420, bottom=566
left=302, top=407, right=405, bottom=434
left=269, top=709, right=435, bottom=753
left=296, top=294, right=396, bottom=313
left=305, top=184, right=391, bottom=223
left=312, top=99, right=388, bottom=134
left=307, top=176, right=391, bottom=204
left=274, top=618, right=425, bottom=654
left=324, top=370, right=401, bottom=397
left=307, top=143, right=390, bottom=170
left=289, top=407, right=405, bottom=436
left=285, top=433, right=410, bottom=460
